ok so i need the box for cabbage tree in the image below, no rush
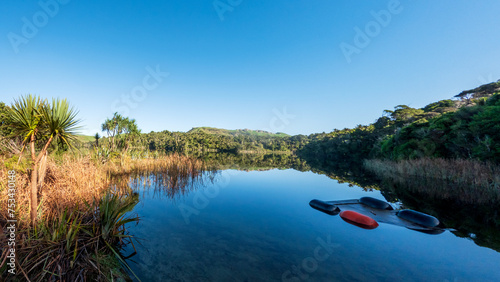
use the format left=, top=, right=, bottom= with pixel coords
left=9, top=95, right=81, bottom=224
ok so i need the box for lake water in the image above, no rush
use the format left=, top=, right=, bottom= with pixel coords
left=123, top=168, right=500, bottom=281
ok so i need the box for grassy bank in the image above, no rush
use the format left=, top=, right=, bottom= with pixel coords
left=364, top=158, right=500, bottom=204
left=0, top=152, right=207, bottom=281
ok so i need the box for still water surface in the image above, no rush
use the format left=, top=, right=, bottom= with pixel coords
left=124, top=169, right=500, bottom=281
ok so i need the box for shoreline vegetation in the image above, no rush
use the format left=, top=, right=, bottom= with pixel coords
left=0, top=152, right=208, bottom=281
left=1, top=79, right=499, bottom=280
left=364, top=158, right=500, bottom=204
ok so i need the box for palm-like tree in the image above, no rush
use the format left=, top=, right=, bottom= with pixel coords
left=101, top=113, right=140, bottom=151
left=102, top=112, right=126, bottom=150
left=39, top=98, right=81, bottom=154
left=122, top=117, right=141, bottom=152
left=9, top=95, right=81, bottom=224
left=94, top=132, right=100, bottom=147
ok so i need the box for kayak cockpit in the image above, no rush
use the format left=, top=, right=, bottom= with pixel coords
left=309, top=197, right=444, bottom=234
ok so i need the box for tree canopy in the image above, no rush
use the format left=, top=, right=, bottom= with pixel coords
left=101, top=112, right=140, bottom=150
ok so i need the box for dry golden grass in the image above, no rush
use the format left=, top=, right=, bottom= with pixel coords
left=0, top=152, right=210, bottom=280
left=0, top=152, right=208, bottom=226
left=106, top=152, right=208, bottom=177
left=0, top=154, right=107, bottom=226
left=364, top=158, right=500, bottom=204
left=108, top=153, right=216, bottom=200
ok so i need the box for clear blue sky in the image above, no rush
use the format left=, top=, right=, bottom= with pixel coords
left=1, top=0, right=499, bottom=136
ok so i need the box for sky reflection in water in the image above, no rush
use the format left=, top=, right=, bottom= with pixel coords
left=124, top=169, right=500, bottom=282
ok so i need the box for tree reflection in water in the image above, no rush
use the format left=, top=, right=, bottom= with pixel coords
left=111, top=152, right=500, bottom=253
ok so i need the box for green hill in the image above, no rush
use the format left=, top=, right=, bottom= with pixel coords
left=188, top=127, right=290, bottom=138
left=77, top=135, right=95, bottom=143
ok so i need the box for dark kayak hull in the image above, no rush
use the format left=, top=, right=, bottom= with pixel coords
left=397, top=209, right=440, bottom=228
left=309, top=199, right=340, bottom=215
left=310, top=197, right=444, bottom=234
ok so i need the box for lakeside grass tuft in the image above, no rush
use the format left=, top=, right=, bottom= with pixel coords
left=364, top=158, right=500, bottom=204
left=0, top=152, right=208, bottom=280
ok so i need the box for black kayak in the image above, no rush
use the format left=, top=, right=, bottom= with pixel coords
left=309, top=197, right=445, bottom=234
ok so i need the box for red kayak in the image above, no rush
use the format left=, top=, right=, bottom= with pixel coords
left=340, top=210, right=379, bottom=229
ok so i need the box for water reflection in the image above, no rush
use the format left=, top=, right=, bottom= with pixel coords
left=109, top=157, right=219, bottom=201
left=122, top=163, right=500, bottom=281
left=189, top=152, right=500, bottom=253
left=117, top=152, right=500, bottom=281
left=192, top=152, right=379, bottom=190
left=126, top=171, right=218, bottom=201
left=381, top=178, right=500, bottom=253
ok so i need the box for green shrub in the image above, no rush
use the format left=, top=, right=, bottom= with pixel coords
left=3, top=155, right=32, bottom=172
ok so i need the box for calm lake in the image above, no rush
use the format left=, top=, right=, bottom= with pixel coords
left=123, top=167, right=500, bottom=281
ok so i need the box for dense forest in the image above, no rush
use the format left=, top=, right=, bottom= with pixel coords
left=301, top=80, right=500, bottom=164
left=1, top=80, right=499, bottom=165
left=99, top=125, right=309, bottom=154
left=93, top=79, right=500, bottom=165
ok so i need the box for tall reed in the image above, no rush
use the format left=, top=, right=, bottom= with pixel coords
left=364, top=158, right=500, bottom=204
left=0, top=152, right=209, bottom=280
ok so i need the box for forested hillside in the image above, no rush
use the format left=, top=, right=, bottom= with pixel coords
left=2, top=80, right=499, bottom=164
left=133, top=129, right=306, bottom=153
left=380, top=94, right=500, bottom=162
left=90, top=79, right=500, bottom=164
left=188, top=127, right=290, bottom=138
left=300, top=80, right=500, bottom=164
